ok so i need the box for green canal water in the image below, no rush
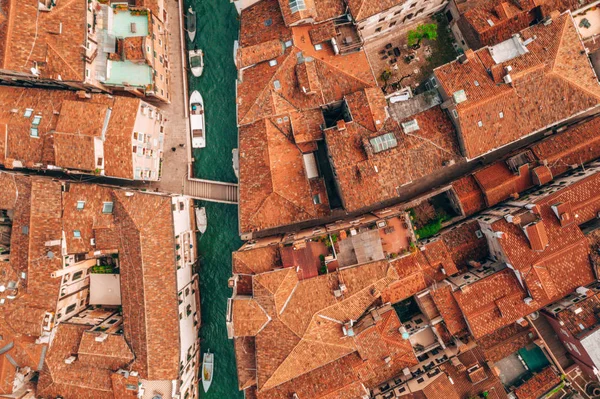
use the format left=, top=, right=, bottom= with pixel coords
left=184, top=0, right=244, bottom=397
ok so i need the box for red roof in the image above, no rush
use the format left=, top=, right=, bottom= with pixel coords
left=435, top=13, right=600, bottom=159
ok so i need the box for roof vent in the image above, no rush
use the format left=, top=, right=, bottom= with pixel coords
left=10, top=108, right=18, bottom=113
left=95, top=333, right=108, bottom=342
left=524, top=297, right=533, bottom=305
left=486, top=19, right=495, bottom=27
left=401, top=119, right=420, bottom=133
left=64, top=355, right=77, bottom=364
left=503, top=74, right=513, bottom=84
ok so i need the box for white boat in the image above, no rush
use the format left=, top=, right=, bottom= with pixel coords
left=232, top=148, right=239, bottom=179
left=189, top=49, right=204, bottom=77
left=233, top=40, right=239, bottom=68
left=195, top=207, right=207, bottom=234
left=202, top=351, right=214, bottom=393
left=186, top=7, right=196, bottom=42
left=190, top=90, right=205, bottom=148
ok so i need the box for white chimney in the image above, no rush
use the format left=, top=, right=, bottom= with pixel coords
left=494, top=231, right=504, bottom=239
left=64, top=355, right=77, bottom=364
left=95, top=333, right=108, bottom=342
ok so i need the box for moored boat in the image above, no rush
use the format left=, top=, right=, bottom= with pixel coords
left=189, top=49, right=204, bottom=77
left=190, top=90, right=205, bottom=148
left=202, top=351, right=214, bottom=393
left=232, top=148, right=239, bottom=179
left=186, top=7, right=196, bottom=42
left=195, top=207, right=207, bottom=234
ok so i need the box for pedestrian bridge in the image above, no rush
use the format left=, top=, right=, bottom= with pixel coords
left=183, top=178, right=238, bottom=204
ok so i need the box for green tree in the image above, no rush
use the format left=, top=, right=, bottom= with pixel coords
left=380, top=69, right=392, bottom=84
left=407, top=23, right=438, bottom=47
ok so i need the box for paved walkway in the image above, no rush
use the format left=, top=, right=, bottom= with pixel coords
left=138, top=0, right=238, bottom=204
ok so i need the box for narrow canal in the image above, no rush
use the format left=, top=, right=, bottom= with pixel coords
left=184, top=0, right=243, bottom=396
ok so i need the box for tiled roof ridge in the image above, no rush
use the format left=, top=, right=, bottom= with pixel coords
left=264, top=120, right=318, bottom=218
left=45, top=39, right=82, bottom=81
left=517, top=236, right=588, bottom=281
left=239, top=50, right=297, bottom=124
left=1, top=0, right=17, bottom=68
left=316, top=56, right=377, bottom=90
left=260, top=264, right=398, bottom=390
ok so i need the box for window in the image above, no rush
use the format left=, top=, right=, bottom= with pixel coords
left=72, top=271, right=83, bottom=281
left=389, top=21, right=397, bottom=28
left=179, top=201, right=185, bottom=211
left=378, top=16, right=386, bottom=22
left=451, top=109, right=458, bottom=119
left=66, top=303, right=77, bottom=314
left=73, top=230, right=81, bottom=238
left=30, top=127, right=39, bottom=137
left=24, top=108, right=33, bottom=118
left=289, top=0, right=306, bottom=13
left=313, top=194, right=321, bottom=204
left=264, top=18, right=273, bottom=26
left=369, top=133, right=398, bottom=153
left=102, top=202, right=114, bottom=214
left=375, top=27, right=382, bottom=32
left=394, top=9, right=402, bottom=15
left=76, top=201, right=85, bottom=210
left=32, top=115, right=42, bottom=126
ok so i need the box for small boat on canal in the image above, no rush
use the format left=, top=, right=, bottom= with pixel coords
left=196, top=207, right=207, bottom=234
left=202, top=351, right=214, bottom=392
left=186, top=7, right=196, bottom=42
left=189, top=49, right=204, bottom=77
left=190, top=90, right=205, bottom=148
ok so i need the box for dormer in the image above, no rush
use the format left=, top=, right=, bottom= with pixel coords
left=551, top=202, right=573, bottom=227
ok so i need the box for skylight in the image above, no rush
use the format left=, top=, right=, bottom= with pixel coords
left=289, top=0, right=306, bottom=13
left=23, top=108, right=33, bottom=118
left=73, top=230, right=81, bottom=238
left=102, top=202, right=114, bottom=214
left=32, top=115, right=42, bottom=126
left=370, top=133, right=398, bottom=153
left=77, top=201, right=85, bottom=210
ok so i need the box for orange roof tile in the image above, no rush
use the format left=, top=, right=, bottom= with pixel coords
left=232, top=261, right=401, bottom=393
left=451, top=175, right=486, bottom=216
left=473, top=162, right=533, bottom=206
left=238, top=39, right=284, bottom=68
left=0, top=0, right=87, bottom=81
left=346, top=0, right=408, bottom=21
left=531, top=116, right=600, bottom=176
left=435, top=13, right=600, bottom=159
left=325, top=106, right=462, bottom=212
left=238, top=118, right=330, bottom=233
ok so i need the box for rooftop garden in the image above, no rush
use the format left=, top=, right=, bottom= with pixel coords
left=410, top=192, right=459, bottom=240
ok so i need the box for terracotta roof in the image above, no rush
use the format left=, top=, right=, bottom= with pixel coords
left=0, top=86, right=141, bottom=179
left=309, top=21, right=337, bottom=44
left=53, top=133, right=96, bottom=171
left=239, top=0, right=293, bottom=48
left=112, top=190, right=180, bottom=380
left=353, top=305, right=418, bottom=386
left=122, top=37, right=146, bottom=62
left=435, top=13, right=600, bottom=159
left=37, top=324, right=115, bottom=398
left=514, top=366, right=561, bottom=399
left=325, top=106, right=462, bottom=212
left=457, top=0, right=538, bottom=48
left=234, top=337, right=257, bottom=390
left=102, top=96, right=140, bottom=180
left=452, top=268, right=532, bottom=338
left=231, top=261, right=401, bottom=393
left=421, top=373, right=461, bottom=399
left=532, top=165, right=553, bottom=186
left=473, top=162, right=533, bottom=206
left=238, top=118, right=330, bottom=233
left=531, top=116, right=600, bottom=176
left=346, top=0, right=408, bottom=21
left=477, top=323, right=536, bottom=362
left=236, top=21, right=374, bottom=126
left=441, top=348, right=508, bottom=399
left=232, top=298, right=271, bottom=336
left=77, top=331, right=134, bottom=371
left=431, top=285, right=468, bottom=336
left=345, top=88, right=388, bottom=133
left=233, top=245, right=282, bottom=274
left=238, top=39, right=284, bottom=69
left=290, top=109, right=325, bottom=145
left=0, top=0, right=86, bottom=81
left=451, top=175, right=486, bottom=216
